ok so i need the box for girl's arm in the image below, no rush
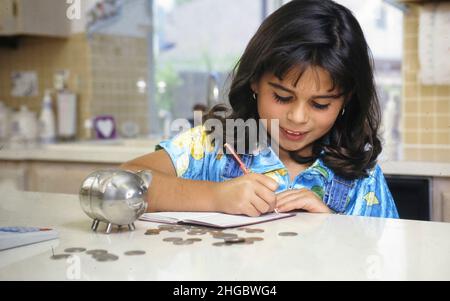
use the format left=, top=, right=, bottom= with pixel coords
left=120, top=150, right=278, bottom=216
left=120, top=150, right=218, bottom=212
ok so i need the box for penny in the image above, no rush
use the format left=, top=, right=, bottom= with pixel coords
left=278, top=232, right=298, bottom=236
left=64, top=247, right=86, bottom=253
left=163, top=237, right=183, bottom=242
left=186, top=238, right=202, bottom=242
left=124, top=250, right=146, bottom=256
left=145, top=229, right=161, bottom=235
left=245, top=237, right=264, bottom=242
left=213, top=233, right=238, bottom=239
left=50, top=254, right=71, bottom=260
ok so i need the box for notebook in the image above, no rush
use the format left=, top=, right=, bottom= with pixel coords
left=0, top=227, right=59, bottom=251
left=139, top=211, right=295, bottom=228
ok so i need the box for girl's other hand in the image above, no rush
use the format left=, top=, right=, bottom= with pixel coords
left=275, top=188, right=332, bottom=214
left=213, top=173, right=279, bottom=217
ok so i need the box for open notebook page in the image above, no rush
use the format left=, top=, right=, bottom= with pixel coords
left=139, top=211, right=295, bottom=228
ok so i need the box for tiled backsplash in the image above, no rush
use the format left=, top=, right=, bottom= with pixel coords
left=0, top=34, right=91, bottom=137
left=89, top=33, right=149, bottom=137
left=0, top=33, right=149, bottom=139
left=402, top=6, right=450, bottom=162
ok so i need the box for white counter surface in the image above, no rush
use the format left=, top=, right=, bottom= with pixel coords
left=0, top=189, right=449, bottom=281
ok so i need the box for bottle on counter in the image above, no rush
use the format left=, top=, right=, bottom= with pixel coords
left=0, top=101, right=11, bottom=144
left=10, top=105, right=38, bottom=149
left=54, top=71, right=77, bottom=141
left=39, top=90, right=56, bottom=144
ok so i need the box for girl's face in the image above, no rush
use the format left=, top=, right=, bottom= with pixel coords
left=252, top=66, right=345, bottom=158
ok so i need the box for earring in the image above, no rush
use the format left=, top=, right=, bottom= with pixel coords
left=252, top=93, right=257, bottom=100
left=341, top=108, right=345, bottom=116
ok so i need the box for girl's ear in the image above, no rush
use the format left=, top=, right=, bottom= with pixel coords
left=250, top=82, right=259, bottom=94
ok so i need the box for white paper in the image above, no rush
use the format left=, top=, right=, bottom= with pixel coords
left=419, top=3, right=450, bottom=85
left=140, top=211, right=295, bottom=228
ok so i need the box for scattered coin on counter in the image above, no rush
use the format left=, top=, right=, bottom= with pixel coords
left=93, top=253, right=119, bottom=262
left=50, top=254, right=72, bottom=260
left=124, top=250, right=146, bottom=256
left=173, top=240, right=194, bottom=245
left=278, top=232, right=298, bottom=237
left=86, top=249, right=108, bottom=255
left=187, top=229, right=208, bottom=235
left=245, top=237, right=264, bottom=242
left=163, top=237, right=183, bottom=242
left=212, top=232, right=238, bottom=239
left=64, top=247, right=87, bottom=253
left=167, top=228, right=185, bottom=233
left=246, top=229, right=264, bottom=234
left=145, top=229, right=161, bottom=235
left=186, top=238, right=202, bottom=242
left=212, top=242, right=233, bottom=247
left=224, top=237, right=246, bottom=244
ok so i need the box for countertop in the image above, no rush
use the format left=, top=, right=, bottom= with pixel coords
left=1, top=189, right=449, bottom=280
left=1, top=139, right=450, bottom=177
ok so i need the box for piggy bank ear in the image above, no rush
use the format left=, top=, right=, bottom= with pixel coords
left=135, top=170, right=153, bottom=189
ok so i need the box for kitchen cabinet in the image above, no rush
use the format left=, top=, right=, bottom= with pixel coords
left=0, top=160, right=27, bottom=190
left=0, top=160, right=118, bottom=194
left=0, top=0, right=72, bottom=37
left=432, top=178, right=450, bottom=222
left=27, top=161, right=118, bottom=194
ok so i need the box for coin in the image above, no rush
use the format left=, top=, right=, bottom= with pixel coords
left=278, top=232, right=298, bottom=236
left=163, top=237, right=183, bottom=242
left=145, top=229, right=161, bottom=235
left=212, top=232, right=238, bottom=239
left=168, top=228, right=185, bottom=233
left=187, top=229, right=207, bottom=235
left=186, top=238, right=202, bottom=242
left=245, top=228, right=264, bottom=233
left=245, top=237, right=264, bottom=242
left=124, top=250, right=146, bottom=256
left=237, top=228, right=250, bottom=231
left=94, top=253, right=119, bottom=262
left=224, top=237, right=246, bottom=244
left=86, top=249, right=108, bottom=255
left=50, top=254, right=71, bottom=260
left=173, top=240, right=194, bottom=245
left=64, top=247, right=86, bottom=253
left=212, top=242, right=232, bottom=247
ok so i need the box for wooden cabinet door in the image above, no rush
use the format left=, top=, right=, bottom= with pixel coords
left=0, top=0, right=18, bottom=35
left=27, top=161, right=118, bottom=194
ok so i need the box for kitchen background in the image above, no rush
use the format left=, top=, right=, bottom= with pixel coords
left=0, top=0, right=449, bottom=222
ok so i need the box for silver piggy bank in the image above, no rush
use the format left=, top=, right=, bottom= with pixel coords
left=79, top=169, right=152, bottom=234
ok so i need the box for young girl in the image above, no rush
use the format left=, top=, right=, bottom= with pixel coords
left=121, top=0, right=399, bottom=218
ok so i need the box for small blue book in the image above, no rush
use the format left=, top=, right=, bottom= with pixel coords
left=0, top=227, right=59, bottom=251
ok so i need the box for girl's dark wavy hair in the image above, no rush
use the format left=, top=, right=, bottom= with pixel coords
left=204, top=0, right=382, bottom=180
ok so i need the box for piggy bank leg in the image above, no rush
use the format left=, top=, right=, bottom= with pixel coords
left=105, top=222, right=113, bottom=234
left=91, top=219, right=100, bottom=231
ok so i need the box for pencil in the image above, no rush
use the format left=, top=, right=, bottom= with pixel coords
left=224, top=143, right=250, bottom=175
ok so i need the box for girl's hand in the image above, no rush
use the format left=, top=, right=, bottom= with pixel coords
left=213, top=173, right=279, bottom=217
left=275, top=188, right=332, bottom=213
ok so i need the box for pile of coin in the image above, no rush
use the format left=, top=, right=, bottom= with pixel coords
left=143, top=224, right=271, bottom=247
left=50, top=247, right=148, bottom=262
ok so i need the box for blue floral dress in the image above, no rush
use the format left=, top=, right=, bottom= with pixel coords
left=157, top=125, right=399, bottom=218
